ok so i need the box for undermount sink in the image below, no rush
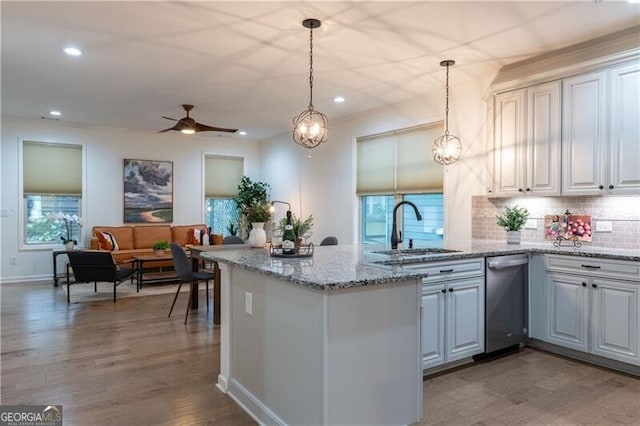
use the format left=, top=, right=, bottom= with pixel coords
left=372, top=248, right=461, bottom=256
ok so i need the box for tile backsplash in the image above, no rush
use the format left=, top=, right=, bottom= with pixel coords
left=472, top=195, right=640, bottom=250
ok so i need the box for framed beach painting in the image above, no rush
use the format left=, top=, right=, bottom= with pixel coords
left=123, top=159, right=173, bottom=223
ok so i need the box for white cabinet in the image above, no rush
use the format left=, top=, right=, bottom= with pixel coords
left=544, top=255, right=640, bottom=366
left=562, top=62, right=640, bottom=196
left=492, top=81, right=561, bottom=197
left=419, top=258, right=485, bottom=371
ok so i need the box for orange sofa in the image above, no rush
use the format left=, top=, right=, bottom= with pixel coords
left=90, top=224, right=218, bottom=263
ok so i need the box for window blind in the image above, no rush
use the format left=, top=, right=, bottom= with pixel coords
left=356, top=123, right=443, bottom=195
left=204, top=155, right=244, bottom=197
left=23, top=141, right=82, bottom=194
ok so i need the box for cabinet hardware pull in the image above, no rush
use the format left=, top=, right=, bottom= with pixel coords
left=582, top=282, right=587, bottom=287
left=441, top=289, right=446, bottom=293
left=448, top=288, right=454, bottom=292
left=439, top=268, right=454, bottom=273
left=581, top=264, right=601, bottom=269
left=598, top=185, right=604, bottom=190
left=608, top=184, right=614, bottom=190
left=525, top=187, right=530, bottom=192
left=518, top=188, right=523, bottom=192
left=592, top=283, right=598, bottom=288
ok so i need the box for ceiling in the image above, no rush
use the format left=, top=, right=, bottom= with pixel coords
left=2, top=1, right=639, bottom=141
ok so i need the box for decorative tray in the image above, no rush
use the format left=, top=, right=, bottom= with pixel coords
left=269, top=242, right=314, bottom=258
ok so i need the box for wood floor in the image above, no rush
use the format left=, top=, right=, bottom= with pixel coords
left=2, top=282, right=639, bottom=426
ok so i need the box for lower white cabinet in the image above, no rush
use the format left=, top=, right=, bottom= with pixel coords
left=422, top=276, right=485, bottom=371
left=544, top=255, right=640, bottom=366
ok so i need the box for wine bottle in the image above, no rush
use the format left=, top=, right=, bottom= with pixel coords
left=282, top=211, right=296, bottom=255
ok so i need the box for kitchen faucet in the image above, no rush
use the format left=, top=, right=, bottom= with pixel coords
left=390, top=201, right=422, bottom=249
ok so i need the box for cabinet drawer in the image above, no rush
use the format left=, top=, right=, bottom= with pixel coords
left=545, top=254, right=640, bottom=282
left=404, top=257, right=485, bottom=284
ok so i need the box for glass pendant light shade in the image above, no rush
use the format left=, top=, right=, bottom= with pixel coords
left=293, top=18, right=328, bottom=149
left=433, top=60, right=462, bottom=165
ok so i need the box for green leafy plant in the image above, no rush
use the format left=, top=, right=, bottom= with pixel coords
left=234, top=176, right=270, bottom=218
left=226, top=221, right=238, bottom=236
left=278, top=213, right=314, bottom=238
left=245, top=200, right=271, bottom=223
left=152, top=240, right=169, bottom=250
left=496, top=205, right=530, bottom=231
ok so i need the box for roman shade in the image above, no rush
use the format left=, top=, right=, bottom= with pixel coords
left=23, top=141, right=82, bottom=194
left=204, top=155, right=243, bottom=198
left=356, top=124, right=444, bottom=195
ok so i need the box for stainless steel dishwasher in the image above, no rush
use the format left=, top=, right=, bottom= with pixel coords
left=484, top=253, right=529, bottom=354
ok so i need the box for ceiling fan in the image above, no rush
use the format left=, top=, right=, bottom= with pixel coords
left=158, top=104, right=238, bottom=134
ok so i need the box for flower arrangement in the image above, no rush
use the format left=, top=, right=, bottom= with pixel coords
left=152, top=240, right=169, bottom=251
left=47, top=212, right=81, bottom=245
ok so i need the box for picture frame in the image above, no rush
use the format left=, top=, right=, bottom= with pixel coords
left=123, top=159, right=173, bottom=223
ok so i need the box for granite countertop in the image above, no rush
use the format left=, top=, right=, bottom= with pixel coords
left=196, top=241, right=639, bottom=291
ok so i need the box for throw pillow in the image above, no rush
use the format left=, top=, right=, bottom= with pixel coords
left=97, top=231, right=119, bottom=251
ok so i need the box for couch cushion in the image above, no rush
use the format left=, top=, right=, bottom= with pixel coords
left=93, top=226, right=134, bottom=250
left=171, top=224, right=207, bottom=246
left=133, top=225, right=172, bottom=250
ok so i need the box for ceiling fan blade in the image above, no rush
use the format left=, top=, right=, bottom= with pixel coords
left=161, top=116, right=179, bottom=122
left=158, top=123, right=181, bottom=133
left=194, top=122, right=238, bottom=133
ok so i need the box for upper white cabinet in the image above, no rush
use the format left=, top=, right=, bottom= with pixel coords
left=562, top=62, right=640, bottom=196
left=492, top=81, right=561, bottom=197
left=488, top=26, right=640, bottom=197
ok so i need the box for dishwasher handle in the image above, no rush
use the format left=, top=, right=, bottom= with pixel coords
left=487, top=258, right=528, bottom=269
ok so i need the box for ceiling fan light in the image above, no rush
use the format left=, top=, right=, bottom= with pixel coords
left=181, top=128, right=195, bottom=135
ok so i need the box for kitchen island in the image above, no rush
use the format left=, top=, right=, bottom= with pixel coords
left=196, top=241, right=639, bottom=425
left=198, top=245, right=426, bottom=426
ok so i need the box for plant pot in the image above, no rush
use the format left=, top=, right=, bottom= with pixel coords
left=248, top=222, right=267, bottom=248
left=155, top=249, right=166, bottom=256
left=506, top=230, right=521, bottom=245
left=64, top=241, right=75, bottom=251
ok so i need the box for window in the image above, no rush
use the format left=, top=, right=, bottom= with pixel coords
left=204, top=155, right=243, bottom=235
left=22, top=141, right=83, bottom=246
left=357, top=124, right=444, bottom=246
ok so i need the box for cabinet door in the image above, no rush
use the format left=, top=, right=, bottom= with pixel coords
left=527, top=81, right=561, bottom=196
left=494, top=89, right=526, bottom=197
left=591, top=278, right=639, bottom=365
left=609, top=62, right=640, bottom=195
left=545, top=272, right=588, bottom=351
left=421, top=284, right=446, bottom=370
left=562, top=71, right=607, bottom=195
left=446, top=277, right=485, bottom=361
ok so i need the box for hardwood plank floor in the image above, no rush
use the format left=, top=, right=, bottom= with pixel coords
left=2, top=282, right=638, bottom=425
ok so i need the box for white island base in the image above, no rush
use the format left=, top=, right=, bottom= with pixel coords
left=216, top=265, right=422, bottom=425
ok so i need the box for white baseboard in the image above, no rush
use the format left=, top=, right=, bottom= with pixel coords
left=0, top=275, right=51, bottom=285
left=227, top=378, right=286, bottom=426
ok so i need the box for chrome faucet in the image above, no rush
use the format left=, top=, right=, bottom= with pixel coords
left=391, top=201, right=422, bottom=249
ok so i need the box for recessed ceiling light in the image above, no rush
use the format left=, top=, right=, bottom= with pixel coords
left=64, top=46, right=82, bottom=56
left=334, top=96, right=345, bottom=103
left=238, top=131, right=247, bottom=136
left=49, top=110, right=62, bottom=116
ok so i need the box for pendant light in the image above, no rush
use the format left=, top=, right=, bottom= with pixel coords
left=433, top=60, right=462, bottom=165
left=293, top=18, right=328, bottom=149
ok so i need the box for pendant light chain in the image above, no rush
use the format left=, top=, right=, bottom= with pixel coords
left=444, top=62, right=450, bottom=135
left=308, top=25, right=314, bottom=109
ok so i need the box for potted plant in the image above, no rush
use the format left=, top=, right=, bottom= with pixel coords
left=152, top=240, right=169, bottom=255
left=278, top=213, right=314, bottom=245
left=245, top=201, right=271, bottom=247
left=496, top=205, right=529, bottom=244
left=233, top=176, right=270, bottom=237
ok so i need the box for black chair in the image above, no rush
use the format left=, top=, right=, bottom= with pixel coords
left=222, top=235, right=244, bottom=244
left=319, top=236, right=338, bottom=246
left=66, top=251, right=136, bottom=303
left=168, top=243, right=214, bottom=324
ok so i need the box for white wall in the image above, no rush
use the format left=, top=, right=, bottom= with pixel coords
left=260, top=76, right=492, bottom=247
left=1, top=118, right=261, bottom=283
